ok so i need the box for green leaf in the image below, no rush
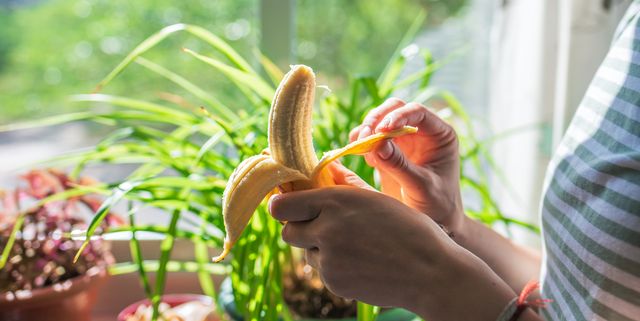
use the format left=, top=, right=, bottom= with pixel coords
left=109, top=260, right=230, bottom=275
left=183, top=48, right=275, bottom=102
left=361, top=76, right=383, bottom=106
left=135, top=57, right=237, bottom=122
left=136, top=176, right=226, bottom=192
left=151, top=208, right=181, bottom=321
left=0, top=213, right=25, bottom=269
left=71, top=94, right=196, bottom=123
left=74, top=180, right=142, bottom=263
left=96, top=24, right=190, bottom=91
left=182, top=24, right=255, bottom=73
left=0, top=111, right=96, bottom=132
left=255, top=50, right=284, bottom=85
left=377, top=10, right=426, bottom=93
left=419, top=49, right=434, bottom=89
left=95, top=23, right=255, bottom=91
left=127, top=202, right=153, bottom=298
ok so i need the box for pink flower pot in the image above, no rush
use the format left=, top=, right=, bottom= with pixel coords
left=0, top=268, right=108, bottom=321
left=118, top=293, right=219, bottom=321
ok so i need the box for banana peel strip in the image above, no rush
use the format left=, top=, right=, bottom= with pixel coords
left=311, top=126, right=418, bottom=184
left=214, top=155, right=307, bottom=262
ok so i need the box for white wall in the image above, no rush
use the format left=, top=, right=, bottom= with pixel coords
left=489, top=0, right=557, bottom=245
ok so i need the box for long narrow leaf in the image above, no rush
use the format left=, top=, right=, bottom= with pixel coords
left=74, top=180, right=142, bottom=262
left=96, top=24, right=190, bottom=90
left=182, top=24, right=255, bottom=73
left=109, top=260, right=230, bottom=275
left=135, top=57, right=237, bottom=122
left=96, top=23, right=255, bottom=91
left=183, top=48, right=275, bottom=102
left=128, top=202, right=153, bottom=298
left=377, top=10, right=426, bottom=93
left=151, top=208, right=181, bottom=320
left=71, top=94, right=196, bottom=123
left=0, top=112, right=96, bottom=132
left=255, top=50, right=284, bottom=85
left=0, top=214, right=25, bottom=269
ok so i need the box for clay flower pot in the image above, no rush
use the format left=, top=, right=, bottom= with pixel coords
left=118, top=293, right=220, bottom=321
left=0, top=268, right=108, bottom=321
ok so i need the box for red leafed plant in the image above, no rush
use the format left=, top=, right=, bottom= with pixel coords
left=0, top=169, right=120, bottom=294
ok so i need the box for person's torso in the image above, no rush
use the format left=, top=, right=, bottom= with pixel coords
left=540, top=3, right=640, bottom=320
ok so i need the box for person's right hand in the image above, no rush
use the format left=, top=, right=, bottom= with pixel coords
left=349, top=98, right=464, bottom=232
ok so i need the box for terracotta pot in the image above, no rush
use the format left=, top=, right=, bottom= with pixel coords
left=0, top=268, right=108, bottom=321
left=218, top=278, right=418, bottom=321
left=118, top=293, right=219, bottom=321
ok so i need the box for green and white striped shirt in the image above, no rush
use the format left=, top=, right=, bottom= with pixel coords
left=540, top=2, right=640, bottom=320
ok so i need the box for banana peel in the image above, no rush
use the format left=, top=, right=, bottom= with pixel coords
left=213, top=65, right=416, bottom=262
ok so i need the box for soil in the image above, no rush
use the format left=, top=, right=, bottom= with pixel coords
left=282, top=261, right=357, bottom=319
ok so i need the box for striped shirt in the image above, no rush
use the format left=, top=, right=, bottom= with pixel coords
left=540, top=2, right=640, bottom=320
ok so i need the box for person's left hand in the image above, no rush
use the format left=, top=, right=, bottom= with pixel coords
left=268, top=186, right=515, bottom=320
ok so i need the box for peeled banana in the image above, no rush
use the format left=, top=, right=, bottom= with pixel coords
left=213, top=65, right=417, bottom=262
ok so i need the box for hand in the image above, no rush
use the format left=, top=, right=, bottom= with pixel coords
left=269, top=187, right=516, bottom=320
left=326, top=161, right=374, bottom=190
left=350, top=98, right=463, bottom=232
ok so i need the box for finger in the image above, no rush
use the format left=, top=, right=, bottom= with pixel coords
left=281, top=221, right=317, bottom=249
left=357, top=124, right=373, bottom=140
left=371, top=140, right=432, bottom=191
left=358, top=97, right=406, bottom=140
left=305, top=248, right=320, bottom=268
left=374, top=103, right=453, bottom=138
left=349, top=125, right=364, bottom=143
left=268, top=190, right=326, bottom=222
left=327, top=162, right=375, bottom=190
left=362, top=97, right=407, bottom=128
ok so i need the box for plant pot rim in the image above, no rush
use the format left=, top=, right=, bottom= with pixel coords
left=117, top=293, right=215, bottom=321
left=218, top=277, right=417, bottom=321
left=0, top=266, right=108, bottom=308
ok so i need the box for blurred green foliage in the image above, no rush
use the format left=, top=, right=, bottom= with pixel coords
left=296, top=0, right=466, bottom=78
left=0, top=0, right=259, bottom=121
left=0, top=0, right=466, bottom=121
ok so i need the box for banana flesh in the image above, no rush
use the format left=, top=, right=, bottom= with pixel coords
left=213, top=65, right=417, bottom=262
left=268, top=65, right=318, bottom=178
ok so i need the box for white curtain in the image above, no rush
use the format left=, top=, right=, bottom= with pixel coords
left=488, top=0, right=630, bottom=245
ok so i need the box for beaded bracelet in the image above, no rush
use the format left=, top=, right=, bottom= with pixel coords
left=496, top=281, right=551, bottom=321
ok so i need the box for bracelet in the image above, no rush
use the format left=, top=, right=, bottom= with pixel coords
left=496, top=297, right=520, bottom=321
left=496, top=281, right=551, bottom=321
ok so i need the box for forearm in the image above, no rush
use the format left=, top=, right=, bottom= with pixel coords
left=407, top=245, right=544, bottom=321
left=453, top=216, right=542, bottom=296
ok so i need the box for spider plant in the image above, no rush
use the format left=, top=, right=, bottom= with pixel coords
left=0, top=13, right=538, bottom=321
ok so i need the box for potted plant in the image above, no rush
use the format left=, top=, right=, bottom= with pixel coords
left=0, top=169, right=117, bottom=321
left=0, top=17, right=538, bottom=321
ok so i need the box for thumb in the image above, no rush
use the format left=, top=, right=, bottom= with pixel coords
left=372, top=140, right=430, bottom=191
left=327, top=162, right=375, bottom=190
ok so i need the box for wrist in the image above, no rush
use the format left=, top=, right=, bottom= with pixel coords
left=405, top=245, right=516, bottom=320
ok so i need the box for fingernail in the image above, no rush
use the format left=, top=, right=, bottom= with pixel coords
left=267, top=194, right=280, bottom=213
left=376, top=141, right=394, bottom=160
left=358, top=126, right=372, bottom=140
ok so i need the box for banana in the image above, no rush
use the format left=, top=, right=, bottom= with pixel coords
left=213, top=65, right=417, bottom=262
